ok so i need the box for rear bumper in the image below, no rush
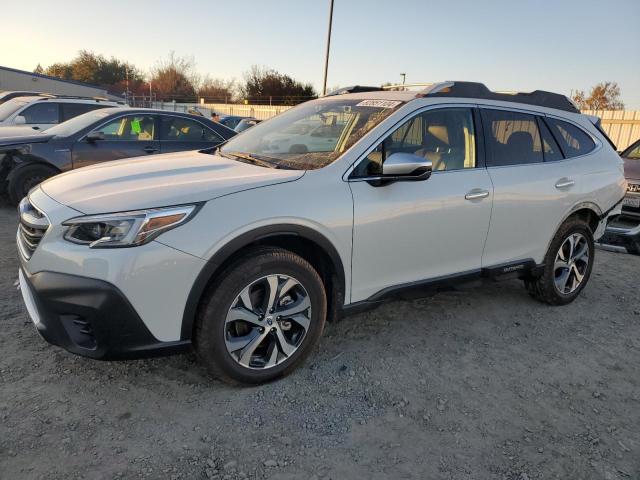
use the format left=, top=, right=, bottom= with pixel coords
left=19, top=268, right=191, bottom=360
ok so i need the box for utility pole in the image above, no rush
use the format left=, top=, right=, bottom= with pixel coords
left=400, top=73, right=406, bottom=85
left=322, top=0, right=335, bottom=96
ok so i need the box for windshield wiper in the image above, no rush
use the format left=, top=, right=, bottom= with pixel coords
left=222, top=151, right=282, bottom=169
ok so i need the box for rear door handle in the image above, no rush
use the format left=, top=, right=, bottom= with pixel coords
left=143, top=146, right=159, bottom=153
left=465, top=189, right=490, bottom=201
left=555, top=178, right=575, bottom=189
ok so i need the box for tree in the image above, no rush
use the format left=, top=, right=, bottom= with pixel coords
left=41, top=51, right=144, bottom=95
left=33, top=64, right=44, bottom=74
left=149, top=52, right=198, bottom=102
left=198, top=76, right=235, bottom=103
left=572, top=82, right=624, bottom=110
left=240, top=66, right=316, bottom=105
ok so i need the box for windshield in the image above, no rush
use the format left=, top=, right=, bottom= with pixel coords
left=46, top=109, right=114, bottom=137
left=0, top=99, right=28, bottom=121
left=220, top=98, right=404, bottom=170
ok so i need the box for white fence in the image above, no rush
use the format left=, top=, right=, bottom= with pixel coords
left=582, top=110, right=640, bottom=151
left=151, top=101, right=640, bottom=150
left=151, top=101, right=291, bottom=120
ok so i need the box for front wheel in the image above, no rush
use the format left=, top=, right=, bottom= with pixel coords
left=194, top=247, right=327, bottom=384
left=8, top=163, right=58, bottom=205
left=525, top=219, right=594, bottom=305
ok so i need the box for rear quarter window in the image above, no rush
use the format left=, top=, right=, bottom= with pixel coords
left=546, top=118, right=596, bottom=158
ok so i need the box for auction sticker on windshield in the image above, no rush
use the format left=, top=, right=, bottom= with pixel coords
left=356, top=100, right=402, bottom=108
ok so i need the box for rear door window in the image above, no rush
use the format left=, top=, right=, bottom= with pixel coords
left=537, top=118, right=564, bottom=162
left=546, top=118, right=596, bottom=158
left=482, top=109, right=543, bottom=166
left=160, top=116, right=222, bottom=142
left=20, top=102, right=60, bottom=124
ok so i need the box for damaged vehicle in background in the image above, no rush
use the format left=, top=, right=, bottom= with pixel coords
left=600, top=138, right=640, bottom=254
left=0, top=108, right=235, bottom=204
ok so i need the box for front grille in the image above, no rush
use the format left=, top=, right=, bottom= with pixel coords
left=17, top=197, right=49, bottom=260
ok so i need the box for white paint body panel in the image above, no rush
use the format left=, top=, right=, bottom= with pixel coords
left=18, top=94, right=626, bottom=346
left=349, top=168, right=493, bottom=301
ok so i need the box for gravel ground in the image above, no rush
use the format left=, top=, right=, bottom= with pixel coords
left=1, top=203, right=639, bottom=480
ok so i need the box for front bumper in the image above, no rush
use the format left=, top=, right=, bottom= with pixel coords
left=19, top=267, right=191, bottom=360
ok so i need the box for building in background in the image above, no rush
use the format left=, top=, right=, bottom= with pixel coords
left=0, top=65, right=123, bottom=101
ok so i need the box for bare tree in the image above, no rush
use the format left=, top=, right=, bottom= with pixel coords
left=572, top=82, right=624, bottom=110
left=198, top=76, right=236, bottom=103
left=149, top=52, right=198, bottom=102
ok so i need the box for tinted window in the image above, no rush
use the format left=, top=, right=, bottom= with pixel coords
left=483, top=110, right=543, bottom=166
left=624, top=141, right=640, bottom=160
left=538, top=118, right=564, bottom=162
left=61, top=103, right=108, bottom=122
left=98, top=115, right=155, bottom=141
left=547, top=118, right=595, bottom=158
left=160, top=116, right=222, bottom=142
left=20, top=103, right=60, bottom=124
left=355, top=108, right=476, bottom=176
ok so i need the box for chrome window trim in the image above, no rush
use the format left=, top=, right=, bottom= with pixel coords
left=342, top=102, right=479, bottom=181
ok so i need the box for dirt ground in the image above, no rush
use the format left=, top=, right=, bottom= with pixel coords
left=1, top=203, right=639, bottom=480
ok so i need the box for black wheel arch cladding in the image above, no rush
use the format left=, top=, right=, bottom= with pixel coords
left=180, top=224, right=346, bottom=340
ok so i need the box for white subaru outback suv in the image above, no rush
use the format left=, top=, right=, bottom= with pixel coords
left=17, top=82, right=626, bottom=384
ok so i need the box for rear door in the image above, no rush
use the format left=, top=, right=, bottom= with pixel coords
left=480, top=108, right=583, bottom=267
left=71, top=113, right=160, bottom=169
left=158, top=115, right=225, bottom=153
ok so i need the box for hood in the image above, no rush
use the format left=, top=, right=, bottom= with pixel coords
left=0, top=131, right=53, bottom=147
left=0, top=125, right=46, bottom=139
left=40, top=151, right=304, bottom=214
left=623, top=157, right=640, bottom=181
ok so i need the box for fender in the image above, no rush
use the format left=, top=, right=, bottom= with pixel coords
left=180, top=223, right=346, bottom=340
left=544, top=201, right=603, bottom=254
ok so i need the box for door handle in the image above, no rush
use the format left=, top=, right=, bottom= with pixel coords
left=555, top=178, right=575, bottom=189
left=143, top=146, right=159, bottom=153
left=465, top=189, right=490, bottom=201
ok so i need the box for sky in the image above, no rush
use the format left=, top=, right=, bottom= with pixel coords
left=2, top=0, right=640, bottom=107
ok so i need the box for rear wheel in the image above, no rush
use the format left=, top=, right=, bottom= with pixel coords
left=194, top=247, right=327, bottom=384
left=8, top=163, right=58, bottom=205
left=525, top=219, right=594, bottom=305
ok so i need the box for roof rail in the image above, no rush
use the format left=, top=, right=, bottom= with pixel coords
left=418, top=81, right=578, bottom=113
left=35, top=94, right=124, bottom=103
left=325, top=85, right=383, bottom=96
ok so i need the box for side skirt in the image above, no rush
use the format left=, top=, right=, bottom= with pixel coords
left=341, top=259, right=542, bottom=317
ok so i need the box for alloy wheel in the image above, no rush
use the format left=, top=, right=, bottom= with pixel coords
left=553, top=233, right=590, bottom=295
left=224, top=274, right=312, bottom=369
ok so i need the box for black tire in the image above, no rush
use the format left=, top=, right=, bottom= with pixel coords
left=194, top=247, right=327, bottom=384
left=525, top=218, right=594, bottom=305
left=7, top=163, right=58, bottom=205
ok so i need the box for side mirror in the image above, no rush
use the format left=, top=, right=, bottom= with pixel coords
left=86, top=131, right=105, bottom=142
left=369, top=152, right=432, bottom=186
left=14, top=115, right=26, bottom=125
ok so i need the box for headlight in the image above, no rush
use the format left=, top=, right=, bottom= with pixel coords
left=62, top=204, right=200, bottom=248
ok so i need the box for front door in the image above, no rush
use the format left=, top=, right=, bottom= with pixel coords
left=349, top=107, right=493, bottom=302
left=72, top=114, right=160, bottom=169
